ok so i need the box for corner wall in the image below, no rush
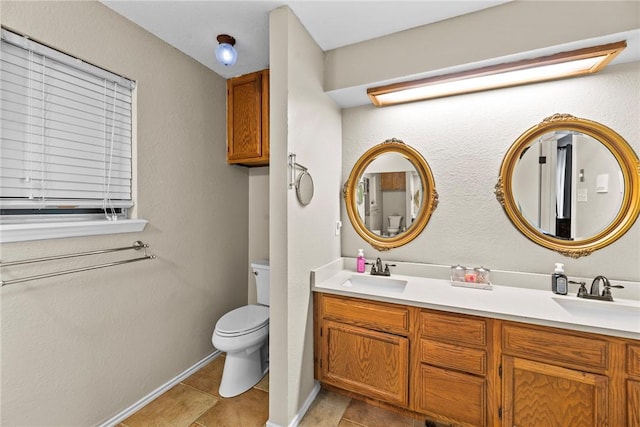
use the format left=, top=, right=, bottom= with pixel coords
left=269, top=6, right=342, bottom=426
left=0, top=2, right=249, bottom=425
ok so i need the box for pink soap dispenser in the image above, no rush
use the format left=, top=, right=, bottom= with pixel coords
left=356, top=249, right=366, bottom=273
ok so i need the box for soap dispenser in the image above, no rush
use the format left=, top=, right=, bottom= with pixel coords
left=356, top=249, right=366, bottom=273
left=552, top=263, right=568, bottom=295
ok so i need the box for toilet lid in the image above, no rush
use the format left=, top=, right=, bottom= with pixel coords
left=216, top=305, right=269, bottom=337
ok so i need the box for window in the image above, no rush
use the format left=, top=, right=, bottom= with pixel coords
left=0, top=29, right=146, bottom=242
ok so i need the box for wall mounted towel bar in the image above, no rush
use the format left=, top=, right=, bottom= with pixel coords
left=0, top=241, right=155, bottom=286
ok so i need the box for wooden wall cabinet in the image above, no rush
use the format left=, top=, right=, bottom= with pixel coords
left=226, top=69, right=269, bottom=166
left=380, top=172, right=406, bottom=191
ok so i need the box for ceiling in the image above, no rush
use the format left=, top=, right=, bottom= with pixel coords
left=100, top=0, right=510, bottom=79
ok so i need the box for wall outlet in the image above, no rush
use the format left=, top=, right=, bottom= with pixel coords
left=335, top=221, right=342, bottom=236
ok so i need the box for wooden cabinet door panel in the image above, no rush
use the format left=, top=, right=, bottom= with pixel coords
left=503, top=356, right=608, bottom=427
left=629, top=380, right=640, bottom=427
left=321, top=320, right=409, bottom=406
left=418, top=364, right=486, bottom=427
left=628, top=343, right=640, bottom=377
left=226, top=69, right=269, bottom=165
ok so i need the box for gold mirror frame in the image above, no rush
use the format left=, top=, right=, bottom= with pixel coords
left=344, top=138, right=438, bottom=251
left=495, top=114, right=640, bottom=258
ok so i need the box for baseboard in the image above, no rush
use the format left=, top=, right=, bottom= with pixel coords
left=98, top=350, right=221, bottom=427
left=265, top=381, right=321, bottom=427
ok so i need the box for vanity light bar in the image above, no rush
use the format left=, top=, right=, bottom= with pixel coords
left=367, top=41, right=626, bottom=107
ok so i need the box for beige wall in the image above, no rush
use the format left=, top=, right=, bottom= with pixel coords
left=1, top=2, right=249, bottom=425
left=341, top=61, right=640, bottom=282
left=269, top=7, right=342, bottom=426
left=325, top=1, right=640, bottom=93
left=248, top=167, right=270, bottom=304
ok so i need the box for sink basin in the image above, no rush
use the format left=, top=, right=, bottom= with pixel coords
left=341, top=274, right=408, bottom=294
left=552, top=296, right=640, bottom=321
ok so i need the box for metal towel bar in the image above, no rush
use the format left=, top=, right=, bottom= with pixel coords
left=0, top=241, right=155, bottom=286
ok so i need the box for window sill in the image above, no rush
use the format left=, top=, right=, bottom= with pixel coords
left=0, top=219, right=148, bottom=243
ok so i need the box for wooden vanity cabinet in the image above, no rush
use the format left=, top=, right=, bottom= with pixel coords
left=501, top=322, right=612, bottom=426
left=313, top=292, right=639, bottom=426
left=415, top=309, right=496, bottom=427
left=627, top=343, right=640, bottom=426
left=226, top=69, right=269, bottom=166
left=314, top=294, right=412, bottom=407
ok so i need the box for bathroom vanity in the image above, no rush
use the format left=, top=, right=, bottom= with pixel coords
left=312, top=261, right=640, bottom=427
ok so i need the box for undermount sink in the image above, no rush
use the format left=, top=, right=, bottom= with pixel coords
left=552, top=296, right=640, bottom=321
left=341, top=274, right=408, bottom=294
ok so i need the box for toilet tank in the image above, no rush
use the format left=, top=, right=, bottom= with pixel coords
left=251, top=260, right=270, bottom=306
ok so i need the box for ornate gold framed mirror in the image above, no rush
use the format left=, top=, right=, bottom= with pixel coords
left=495, top=114, right=640, bottom=258
left=344, top=138, right=438, bottom=251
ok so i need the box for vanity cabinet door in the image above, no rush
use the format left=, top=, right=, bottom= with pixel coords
left=502, top=356, right=608, bottom=427
left=319, top=320, right=409, bottom=406
left=226, top=69, right=269, bottom=166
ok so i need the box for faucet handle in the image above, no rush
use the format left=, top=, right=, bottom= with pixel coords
left=569, top=280, right=587, bottom=297
left=365, top=262, right=377, bottom=274
left=383, top=263, right=397, bottom=274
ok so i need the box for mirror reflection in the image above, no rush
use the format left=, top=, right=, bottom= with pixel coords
left=496, top=113, right=640, bottom=258
left=512, top=130, right=623, bottom=240
left=356, top=153, right=422, bottom=238
left=344, top=138, right=438, bottom=251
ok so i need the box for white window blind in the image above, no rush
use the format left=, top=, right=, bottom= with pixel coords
left=0, top=29, right=135, bottom=219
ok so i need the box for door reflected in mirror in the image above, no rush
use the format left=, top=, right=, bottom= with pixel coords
left=512, top=131, right=623, bottom=240
left=496, top=113, right=640, bottom=258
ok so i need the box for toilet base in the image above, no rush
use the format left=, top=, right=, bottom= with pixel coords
left=219, top=340, right=269, bottom=398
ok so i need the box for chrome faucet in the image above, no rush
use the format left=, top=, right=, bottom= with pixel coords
left=367, top=257, right=396, bottom=276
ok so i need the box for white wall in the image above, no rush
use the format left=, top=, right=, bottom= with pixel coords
left=342, top=61, right=640, bottom=282
left=0, top=2, right=249, bottom=425
left=269, top=6, right=342, bottom=426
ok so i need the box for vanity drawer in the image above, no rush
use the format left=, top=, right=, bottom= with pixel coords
left=320, top=295, right=410, bottom=335
left=421, top=339, right=487, bottom=376
left=420, top=310, right=486, bottom=347
left=417, top=364, right=486, bottom=426
left=502, top=323, right=608, bottom=370
left=628, top=344, right=640, bottom=377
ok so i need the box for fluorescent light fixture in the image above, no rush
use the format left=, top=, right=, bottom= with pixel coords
left=368, top=41, right=626, bottom=107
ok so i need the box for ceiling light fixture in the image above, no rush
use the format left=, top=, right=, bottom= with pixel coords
left=367, top=41, right=626, bottom=107
left=215, top=34, right=237, bottom=66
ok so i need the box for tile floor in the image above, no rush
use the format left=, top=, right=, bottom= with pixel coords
left=119, top=354, right=443, bottom=427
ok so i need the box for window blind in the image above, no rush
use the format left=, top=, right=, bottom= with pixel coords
left=0, top=29, right=135, bottom=215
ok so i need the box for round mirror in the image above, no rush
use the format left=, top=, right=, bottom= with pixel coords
left=344, top=138, right=438, bottom=251
left=296, top=170, right=314, bottom=206
left=496, top=114, right=640, bottom=258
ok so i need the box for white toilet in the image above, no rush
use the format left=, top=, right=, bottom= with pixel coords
left=387, top=215, right=403, bottom=235
left=212, top=260, right=270, bottom=398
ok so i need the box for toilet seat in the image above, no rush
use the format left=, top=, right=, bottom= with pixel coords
left=215, top=305, right=269, bottom=337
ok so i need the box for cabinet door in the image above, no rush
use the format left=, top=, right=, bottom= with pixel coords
left=319, top=320, right=409, bottom=406
left=380, top=172, right=406, bottom=191
left=418, top=364, right=486, bottom=427
left=227, top=70, right=269, bottom=165
left=629, top=380, right=640, bottom=427
left=503, top=356, right=608, bottom=427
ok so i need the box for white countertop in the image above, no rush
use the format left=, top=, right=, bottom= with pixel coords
left=311, top=260, right=640, bottom=340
